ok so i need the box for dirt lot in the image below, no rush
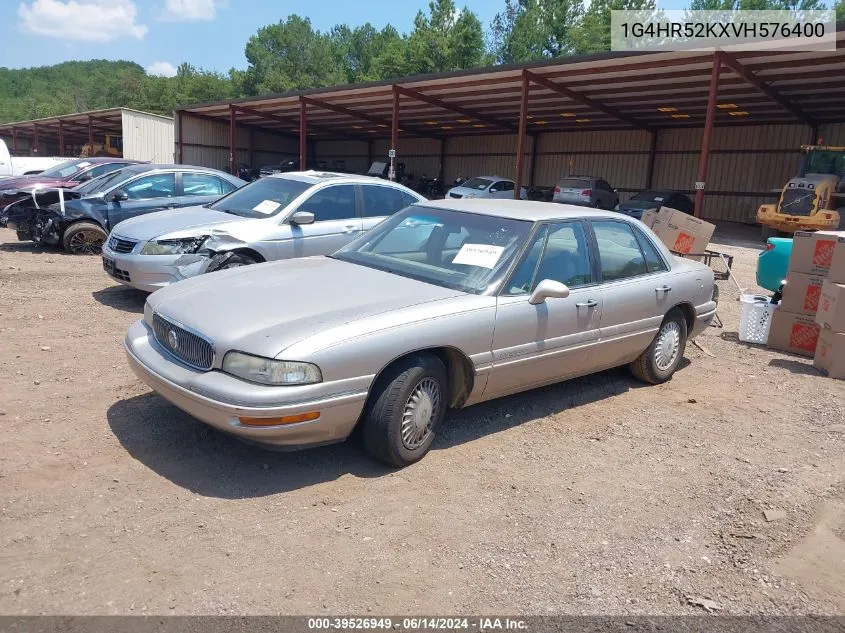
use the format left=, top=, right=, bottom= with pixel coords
left=1, top=224, right=844, bottom=616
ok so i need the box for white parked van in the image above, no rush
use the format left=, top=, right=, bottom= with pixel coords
left=0, top=139, right=71, bottom=178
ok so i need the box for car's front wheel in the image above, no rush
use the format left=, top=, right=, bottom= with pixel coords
left=362, top=354, right=448, bottom=467
left=629, top=309, right=688, bottom=384
left=218, top=252, right=259, bottom=269
left=62, top=221, right=107, bottom=254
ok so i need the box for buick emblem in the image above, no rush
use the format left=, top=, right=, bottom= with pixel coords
left=167, top=329, right=179, bottom=351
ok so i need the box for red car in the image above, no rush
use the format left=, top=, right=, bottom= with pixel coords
left=0, top=157, right=143, bottom=210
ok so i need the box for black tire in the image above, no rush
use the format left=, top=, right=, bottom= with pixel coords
left=62, top=221, right=107, bottom=254
left=218, top=252, right=259, bottom=269
left=629, top=309, right=688, bottom=385
left=362, top=354, right=448, bottom=467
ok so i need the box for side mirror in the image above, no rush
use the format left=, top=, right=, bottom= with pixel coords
left=613, top=188, right=618, bottom=193
left=110, top=189, right=128, bottom=202
left=529, top=279, right=571, bottom=305
left=289, top=210, right=315, bottom=225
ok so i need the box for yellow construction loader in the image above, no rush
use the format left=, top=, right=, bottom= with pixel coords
left=757, top=145, right=845, bottom=239
left=80, top=135, right=123, bottom=158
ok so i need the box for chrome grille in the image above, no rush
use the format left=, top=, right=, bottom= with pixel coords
left=108, top=236, right=136, bottom=253
left=152, top=313, right=214, bottom=370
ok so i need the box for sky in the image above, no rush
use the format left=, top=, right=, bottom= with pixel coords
left=0, top=0, right=704, bottom=76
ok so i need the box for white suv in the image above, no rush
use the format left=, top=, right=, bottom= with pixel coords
left=101, top=171, right=425, bottom=292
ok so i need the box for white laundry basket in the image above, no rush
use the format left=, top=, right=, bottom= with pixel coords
left=738, top=294, right=778, bottom=344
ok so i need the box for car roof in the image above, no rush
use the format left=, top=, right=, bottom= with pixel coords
left=75, top=157, right=143, bottom=165
left=417, top=198, right=630, bottom=222
left=121, top=163, right=234, bottom=176
left=464, top=175, right=509, bottom=181
left=266, top=170, right=416, bottom=188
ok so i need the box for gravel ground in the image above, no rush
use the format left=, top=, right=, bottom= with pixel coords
left=1, top=224, right=844, bottom=616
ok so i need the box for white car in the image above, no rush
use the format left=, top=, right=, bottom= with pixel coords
left=447, top=176, right=527, bottom=200
left=101, top=171, right=424, bottom=292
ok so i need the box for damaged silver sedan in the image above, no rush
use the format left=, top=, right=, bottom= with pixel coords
left=102, top=172, right=424, bottom=292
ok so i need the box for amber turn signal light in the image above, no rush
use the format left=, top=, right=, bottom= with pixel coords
left=239, top=412, right=320, bottom=427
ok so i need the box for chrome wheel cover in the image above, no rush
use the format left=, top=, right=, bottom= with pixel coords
left=400, top=377, right=441, bottom=450
left=654, top=321, right=681, bottom=371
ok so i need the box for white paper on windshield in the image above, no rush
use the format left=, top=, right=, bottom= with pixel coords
left=252, top=199, right=281, bottom=214
left=452, top=243, right=505, bottom=269
left=654, top=196, right=664, bottom=202
left=76, top=161, right=92, bottom=168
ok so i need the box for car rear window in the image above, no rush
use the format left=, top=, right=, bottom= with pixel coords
left=557, top=178, right=590, bottom=189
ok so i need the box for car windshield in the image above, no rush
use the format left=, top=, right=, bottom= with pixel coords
left=332, top=207, right=533, bottom=294
left=461, top=177, right=493, bottom=191
left=72, top=169, right=127, bottom=195
left=557, top=178, right=590, bottom=189
left=209, top=177, right=310, bottom=218
left=803, top=150, right=845, bottom=177
left=37, top=160, right=91, bottom=179
left=631, top=190, right=669, bottom=202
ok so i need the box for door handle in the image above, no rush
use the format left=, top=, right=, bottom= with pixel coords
left=342, top=225, right=358, bottom=234
left=576, top=299, right=598, bottom=308
left=656, top=285, right=672, bottom=293
left=165, top=203, right=178, bottom=209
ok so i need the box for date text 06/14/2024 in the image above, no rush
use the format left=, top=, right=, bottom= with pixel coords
left=307, top=618, right=529, bottom=630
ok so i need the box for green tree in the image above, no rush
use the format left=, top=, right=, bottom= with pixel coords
left=330, top=23, right=409, bottom=83
left=406, top=0, right=485, bottom=73
left=833, top=0, right=844, bottom=19
left=572, top=0, right=657, bottom=53
left=488, top=0, right=584, bottom=64
left=688, top=0, right=826, bottom=9
left=242, top=16, right=345, bottom=95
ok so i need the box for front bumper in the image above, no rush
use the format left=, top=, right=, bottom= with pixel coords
left=757, top=204, right=840, bottom=233
left=102, top=242, right=185, bottom=292
left=123, top=319, right=369, bottom=447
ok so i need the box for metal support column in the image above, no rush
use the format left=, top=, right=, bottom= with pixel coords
left=694, top=54, right=722, bottom=218
left=33, top=124, right=39, bottom=154
left=229, top=105, right=237, bottom=176
left=646, top=130, right=658, bottom=189
left=529, top=134, right=538, bottom=188
left=439, top=138, right=446, bottom=183
left=87, top=115, right=94, bottom=153
left=58, top=120, right=65, bottom=156
left=809, top=125, right=819, bottom=145
left=176, top=111, right=183, bottom=164
left=390, top=85, right=400, bottom=181
left=12, top=127, right=17, bottom=154
left=299, top=99, right=307, bottom=170
left=367, top=140, right=373, bottom=169
left=514, top=71, right=530, bottom=200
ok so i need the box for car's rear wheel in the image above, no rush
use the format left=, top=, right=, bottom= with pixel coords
left=62, top=221, right=107, bottom=254
left=629, top=309, right=688, bottom=385
left=362, top=354, right=448, bottom=467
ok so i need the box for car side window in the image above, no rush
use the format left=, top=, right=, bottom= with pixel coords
left=298, top=184, right=357, bottom=222
left=75, top=163, right=127, bottom=182
left=592, top=220, right=649, bottom=281
left=402, top=191, right=420, bottom=208
left=122, top=173, right=176, bottom=200
left=596, top=180, right=612, bottom=192
left=634, top=229, right=669, bottom=273
left=505, top=222, right=592, bottom=295
left=500, top=181, right=515, bottom=192
left=220, top=177, right=238, bottom=194
left=361, top=185, right=407, bottom=218
left=182, top=172, right=224, bottom=197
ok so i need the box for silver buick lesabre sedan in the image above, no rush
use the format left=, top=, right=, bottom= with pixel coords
left=102, top=171, right=424, bottom=292
left=125, top=199, right=717, bottom=466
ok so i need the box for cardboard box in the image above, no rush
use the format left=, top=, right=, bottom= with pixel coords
left=813, top=327, right=845, bottom=379
left=780, top=272, right=825, bottom=316
left=828, top=235, right=845, bottom=285
left=789, top=230, right=845, bottom=276
left=815, top=280, right=845, bottom=332
left=767, top=309, right=821, bottom=358
left=650, top=208, right=716, bottom=256
left=640, top=209, right=659, bottom=228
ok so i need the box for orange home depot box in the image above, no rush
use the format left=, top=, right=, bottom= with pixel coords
left=650, top=208, right=716, bottom=256
left=789, top=230, right=845, bottom=276
left=815, top=280, right=845, bottom=332
left=827, top=236, right=845, bottom=285
left=813, top=327, right=845, bottom=379
left=767, top=310, right=821, bottom=358
left=779, top=272, right=825, bottom=316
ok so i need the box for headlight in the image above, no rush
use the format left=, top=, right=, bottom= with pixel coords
left=141, top=236, right=208, bottom=255
left=464, top=193, right=477, bottom=198
left=222, top=351, right=322, bottom=386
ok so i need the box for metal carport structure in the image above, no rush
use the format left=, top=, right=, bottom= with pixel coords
left=0, top=108, right=175, bottom=163
left=176, top=25, right=845, bottom=222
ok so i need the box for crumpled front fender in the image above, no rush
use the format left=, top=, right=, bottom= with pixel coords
left=171, top=231, right=249, bottom=280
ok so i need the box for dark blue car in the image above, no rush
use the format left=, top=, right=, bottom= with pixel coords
left=617, top=190, right=694, bottom=219
left=21, top=164, right=245, bottom=254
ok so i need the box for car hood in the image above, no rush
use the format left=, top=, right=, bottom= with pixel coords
left=148, top=256, right=465, bottom=358
left=619, top=200, right=660, bottom=211
left=447, top=186, right=488, bottom=197
left=0, top=176, right=69, bottom=191
left=112, top=206, right=248, bottom=241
